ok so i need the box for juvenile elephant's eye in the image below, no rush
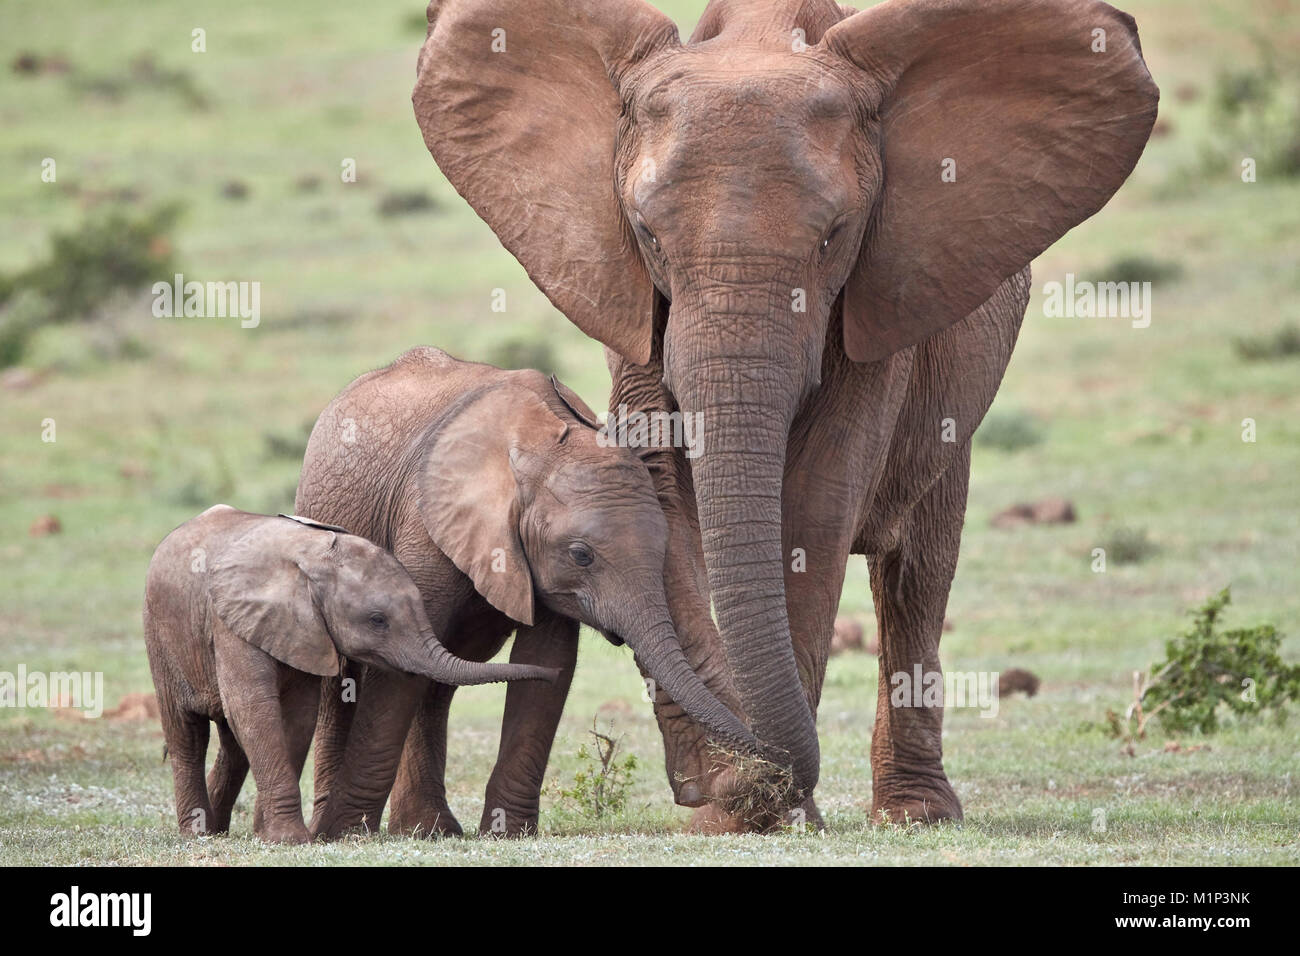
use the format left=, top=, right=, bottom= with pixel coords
left=367, top=612, right=388, bottom=630
left=569, top=544, right=595, bottom=567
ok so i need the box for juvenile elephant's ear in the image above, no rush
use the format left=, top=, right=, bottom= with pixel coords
left=413, top=0, right=680, bottom=366
left=822, top=0, right=1159, bottom=363
left=549, top=375, right=601, bottom=431
left=418, top=383, right=569, bottom=626
left=209, top=524, right=341, bottom=677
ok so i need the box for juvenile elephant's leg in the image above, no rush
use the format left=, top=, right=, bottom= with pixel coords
left=206, top=719, right=248, bottom=834
left=308, top=667, right=426, bottom=840
left=162, top=697, right=213, bottom=837
left=388, top=682, right=462, bottom=838
left=480, top=613, right=578, bottom=837
left=214, top=633, right=311, bottom=844
left=280, top=673, right=320, bottom=795
left=309, top=662, right=358, bottom=824
left=868, top=451, right=970, bottom=825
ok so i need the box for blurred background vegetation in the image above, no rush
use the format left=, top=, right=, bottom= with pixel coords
left=0, top=0, right=1297, bottom=863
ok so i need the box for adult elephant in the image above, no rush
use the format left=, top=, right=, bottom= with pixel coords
left=409, top=0, right=1158, bottom=827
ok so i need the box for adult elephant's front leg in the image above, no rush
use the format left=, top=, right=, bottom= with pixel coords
left=867, top=447, right=970, bottom=824
left=307, top=666, right=426, bottom=840
left=309, top=662, right=358, bottom=825
left=479, top=612, right=578, bottom=837
left=388, top=682, right=461, bottom=837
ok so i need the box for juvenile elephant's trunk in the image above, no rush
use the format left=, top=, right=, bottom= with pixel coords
left=400, top=629, right=557, bottom=686
left=621, top=603, right=757, bottom=753
left=666, top=285, right=822, bottom=798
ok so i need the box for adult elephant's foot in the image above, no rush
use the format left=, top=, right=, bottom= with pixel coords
left=870, top=772, right=963, bottom=825
left=477, top=808, right=539, bottom=838
left=687, top=794, right=824, bottom=834
left=388, top=804, right=464, bottom=839
left=258, top=818, right=311, bottom=845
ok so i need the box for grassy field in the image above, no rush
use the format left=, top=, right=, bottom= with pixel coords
left=1, top=0, right=1297, bottom=865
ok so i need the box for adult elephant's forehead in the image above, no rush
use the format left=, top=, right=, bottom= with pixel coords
left=634, top=48, right=858, bottom=121
left=627, top=61, right=860, bottom=207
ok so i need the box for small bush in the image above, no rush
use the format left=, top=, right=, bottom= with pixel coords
left=262, top=420, right=315, bottom=461
left=975, top=409, right=1044, bottom=452
left=551, top=722, right=638, bottom=820
left=0, top=203, right=180, bottom=366
left=488, top=337, right=559, bottom=375
left=1232, top=324, right=1300, bottom=361
left=376, top=190, right=438, bottom=217
left=70, top=53, right=209, bottom=109
left=162, top=452, right=236, bottom=508
left=1200, top=40, right=1300, bottom=179
left=402, top=10, right=429, bottom=34
left=0, top=291, right=48, bottom=368
left=1099, top=525, right=1158, bottom=565
left=1143, top=588, right=1300, bottom=734
left=1092, top=254, right=1184, bottom=286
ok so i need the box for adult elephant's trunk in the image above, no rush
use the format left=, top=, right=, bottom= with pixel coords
left=666, top=292, right=822, bottom=797
left=620, top=601, right=757, bottom=753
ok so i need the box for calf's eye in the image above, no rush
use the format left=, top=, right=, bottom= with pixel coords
left=569, top=545, right=595, bottom=567
left=367, top=612, right=388, bottom=630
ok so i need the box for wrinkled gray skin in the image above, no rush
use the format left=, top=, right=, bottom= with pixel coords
left=411, top=0, right=1159, bottom=828
left=143, top=506, right=556, bottom=844
left=298, top=348, right=758, bottom=839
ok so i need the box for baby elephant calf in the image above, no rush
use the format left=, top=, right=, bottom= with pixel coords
left=143, top=506, right=557, bottom=844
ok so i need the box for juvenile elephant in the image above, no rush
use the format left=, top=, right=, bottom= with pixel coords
left=411, top=0, right=1159, bottom=825
left=143, top=506, right=557, bottom=844
left=298, top=348, right=757, bottom=838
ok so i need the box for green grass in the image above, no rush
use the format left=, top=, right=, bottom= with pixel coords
left=2, top=0, right=1299, bottom=866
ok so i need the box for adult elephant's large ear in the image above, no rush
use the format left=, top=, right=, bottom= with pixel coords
left=413, top=0, right=680, bottom=366
left=822, top=0, right=1159, bottom=363
left=418, top=380, right=570, bottom=626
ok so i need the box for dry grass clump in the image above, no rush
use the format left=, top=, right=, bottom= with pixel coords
left=706, top=743, right=800, bottom=827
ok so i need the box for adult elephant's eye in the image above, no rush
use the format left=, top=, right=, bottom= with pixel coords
left=569, top=544, right=595, bottom=567
left=367, top=612, right=388, bottom=630
left=635, top=213, right=659, bottom=250
left=819, top=222, right=845, bottom=261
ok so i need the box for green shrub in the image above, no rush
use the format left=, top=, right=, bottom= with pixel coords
left=552, top=722, right=638, bottom=820
left=0, top=203, right=180, bottom=366
left=376, top=190, right=439, bottom=217
left=262, top=420, right=315, bottom=461
left=1092, top=254, right=1184, bottom=286
left=1233, top=324, right=1300, bottom=361
left=1201, top=40, right=1300, bottom=179
left=975, top=409, right=1044, bottom=452
left=1099, top=525, right=1158, bottom=565
left=1144, top=588, right=1300, bottom=733
left=488, top=337, right=559, bottom=375
left=16, top=203, right=181, bottom=320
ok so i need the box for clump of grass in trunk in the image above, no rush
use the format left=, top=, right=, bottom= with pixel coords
left=707, top=742, right=799, bottom=827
